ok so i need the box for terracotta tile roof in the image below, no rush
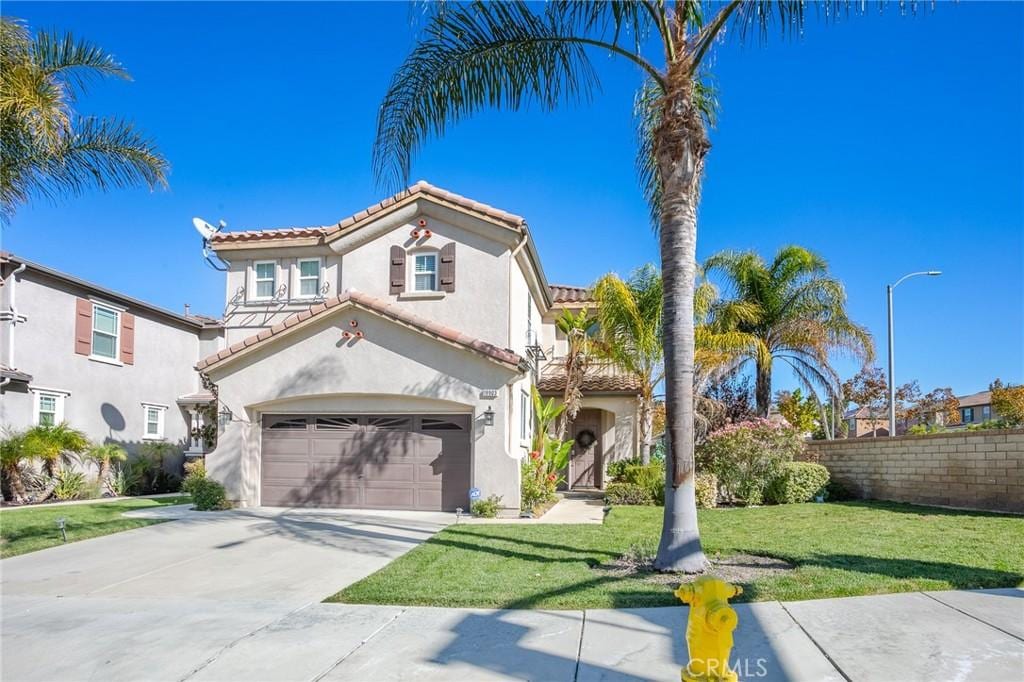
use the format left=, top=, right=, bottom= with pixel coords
left=208, top=180, right=526, bottom=245
left=1, top=364, right=32, bottom=383
left=196, top=290, right=526, bottom=371
left=549, top=284, right=593, bottom=304
left=537, top=371, right=642, bottom=394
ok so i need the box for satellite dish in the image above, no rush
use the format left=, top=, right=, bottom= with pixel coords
left=192, top=217, right=218, bottom=242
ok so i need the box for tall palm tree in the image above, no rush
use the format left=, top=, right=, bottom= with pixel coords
left=373, top=1, right=928, bottom=571
left=0, top=17, right=168, bottom=219
left=592, top=265, right=663, bottom=464
left=554, top=307, right=596, bottom=440
left=705, top=246, right=874, bottom=417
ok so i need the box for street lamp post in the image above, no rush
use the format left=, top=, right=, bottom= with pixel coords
left=887, top=271, right=942, bottom=436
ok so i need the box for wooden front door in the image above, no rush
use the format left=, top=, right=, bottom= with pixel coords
left=570, top=409, right=602, bottom=488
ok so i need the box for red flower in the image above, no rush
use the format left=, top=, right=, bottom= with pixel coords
left=547, top=473, right=557, bottom=482
left=530, top=451, right=541, bottom=460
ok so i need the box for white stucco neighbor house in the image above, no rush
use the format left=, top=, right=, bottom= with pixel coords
left=1, top=182, right=641, bottom=514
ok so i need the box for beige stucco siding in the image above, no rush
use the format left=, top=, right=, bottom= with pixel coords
left=203, top=308, right=523, bottom=509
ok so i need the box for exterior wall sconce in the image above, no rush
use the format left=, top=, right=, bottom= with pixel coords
left=218, top=406, right=234, bottom=427
left=483, top=406, right=495, bottom=427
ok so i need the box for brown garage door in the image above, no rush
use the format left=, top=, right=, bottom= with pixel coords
left=260, top=414, right=471, bottom=511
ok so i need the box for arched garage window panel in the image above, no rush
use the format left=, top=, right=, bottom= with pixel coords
left=367, top=416, right=412, bottom=431
left=267, top=416, right=307, bottom=430
left=315, top=416, right=360, bottom=430
left=421, top=417, right=464, bottom=431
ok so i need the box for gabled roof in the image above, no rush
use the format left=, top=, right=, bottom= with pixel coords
left=196, top=289, right=527, bottom=372
left=957, top=390, right=992, bottom=408
left=549, top=284, right=593, bottom=304
left=1, top=364, right=32, bottom=384
left=209, top=181, right=525, bottom=246
left=1, top=252, right=222, bottom=330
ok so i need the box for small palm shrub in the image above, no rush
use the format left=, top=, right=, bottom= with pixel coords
left=765, top=462, right=830, bottom=504
left=52, top=470, right=88, bottom=501
left=697, top=419, right=804, bottom=506
left=191, top=478, right=230, bottom=511
left=695, top=473, right=718, bottom=509
left=605, top=482, right=654, bottom=506
left=471, top=494, right=502, bottom=518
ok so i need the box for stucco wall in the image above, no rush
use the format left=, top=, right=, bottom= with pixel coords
left=805, top=429, right=1024, bottom=513
left=0, top=270, right=210, bottom=468
left=203, top=307, right=523, bottom=510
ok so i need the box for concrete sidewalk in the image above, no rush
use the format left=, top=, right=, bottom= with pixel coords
left=178, top=589, right=1024, bottom=681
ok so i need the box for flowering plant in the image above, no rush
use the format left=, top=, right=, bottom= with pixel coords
left=696, top=419, right=804, bottom=505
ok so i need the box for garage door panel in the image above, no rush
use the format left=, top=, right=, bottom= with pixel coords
left=261, top=413, right=470, bottom=511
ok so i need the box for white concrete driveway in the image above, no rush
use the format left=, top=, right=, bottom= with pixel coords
left=0, top=506, right=451, bottom=682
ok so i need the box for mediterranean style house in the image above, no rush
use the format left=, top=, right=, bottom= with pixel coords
left=2, top=183, right=641, bottom=514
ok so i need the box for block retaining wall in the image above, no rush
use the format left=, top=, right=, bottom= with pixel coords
left=804, top=429, right=1023, bottom=513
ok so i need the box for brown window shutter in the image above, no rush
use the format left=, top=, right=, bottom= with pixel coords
left=389, top=245, right=406, bottom=295
left=120, top=313, right=135, bottom=365
left=74, top=298, right=92, bottom=355
left=439, top=242, right=456, bottom=293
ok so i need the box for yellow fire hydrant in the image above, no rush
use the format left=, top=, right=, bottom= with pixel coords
left=674, top=577, right=743, bottom=682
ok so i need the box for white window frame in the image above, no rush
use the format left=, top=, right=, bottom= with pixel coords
left=90, top=302, right=121, bottom=362
left=252, top=260, right=278, bottom=301
left=142, top=403, right=168, bottom=440
left=296, top=257, right=322, bottom=299
left=520, top=389, right=531, bottom=444
left=410, top=251, right=439, bottom=292
left=31, top=388, right=69, bottom=426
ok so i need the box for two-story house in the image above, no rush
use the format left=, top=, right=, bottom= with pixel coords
left=0, top=253, right=222, bottom=468
left=197, top=182, right=640, bottom=514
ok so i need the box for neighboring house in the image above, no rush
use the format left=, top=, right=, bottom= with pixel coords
left=953, top=390, right=998, bottom=427
left=0, top=253, right=223, bottom=469
left=844, top=406, right=889, bottom=438
left=197, top=182, right=640, bottom=513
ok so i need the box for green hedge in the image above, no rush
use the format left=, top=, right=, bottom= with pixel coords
left=695, top=473, right=718, bottom=508
left=765, top=462, right=830, bottom=504
left=604, top=482, right=655, bottom=506
left=191, top=478, right=231, bottom=511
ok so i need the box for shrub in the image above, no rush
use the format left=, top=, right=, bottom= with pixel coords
left=52, top=470, right=88, bottom=500
left=520, top=453, right=557, bottom=514
left=181, top=459, right=207, bottom=495
left=191, top=478, right=230, bottom=511
left=695, top=473, right=718, bottom=509
left=110, top=461, right=143, bottom=496
left=606, top=457, right=643, bottom=482
left=825, top=479, right=858, bottom=501
left=765, top=462, right=830, bottom=504
left=471, top=494, right=502, bottom=518
left=618, top=462, right=665, bottom=505
left=907, top=423, right=945, bottom=435
left=697, top=419, right=803, bottom=506
left=604, top=482, right=655, bottom=506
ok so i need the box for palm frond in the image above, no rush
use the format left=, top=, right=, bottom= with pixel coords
left=30, top=29, right=129, bottom=97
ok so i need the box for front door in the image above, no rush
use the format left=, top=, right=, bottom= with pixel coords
left=570, top=409, right=602, bottom=488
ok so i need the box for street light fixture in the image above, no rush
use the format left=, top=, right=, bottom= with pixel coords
left=887, top=270, right=942, bottom=436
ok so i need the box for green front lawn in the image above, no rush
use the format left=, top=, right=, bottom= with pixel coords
left=0, top=496, right=190, bottom=558
left=330, top=502, right=1024, bottom=609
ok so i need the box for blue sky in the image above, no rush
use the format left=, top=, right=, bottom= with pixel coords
left=4, top=1, right=1022, bottom=397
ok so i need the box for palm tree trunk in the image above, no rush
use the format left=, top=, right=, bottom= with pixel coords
left=3, top=463, right=28, bottom=503
left=638, top=387, right=653, bottom=465
left=99, top=459, right=111, bottom=494
left=755, top=361, right=772, bottom=417
left=652, top=60, right=709, bottom=573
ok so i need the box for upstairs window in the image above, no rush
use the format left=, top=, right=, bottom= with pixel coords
left=413, top=253, right=437, bottom=291
left=254, top=261, right=277, bottom=300
left=298, top=259, right=321, bottom=298
left=92, top=305, right=120, bottom=359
